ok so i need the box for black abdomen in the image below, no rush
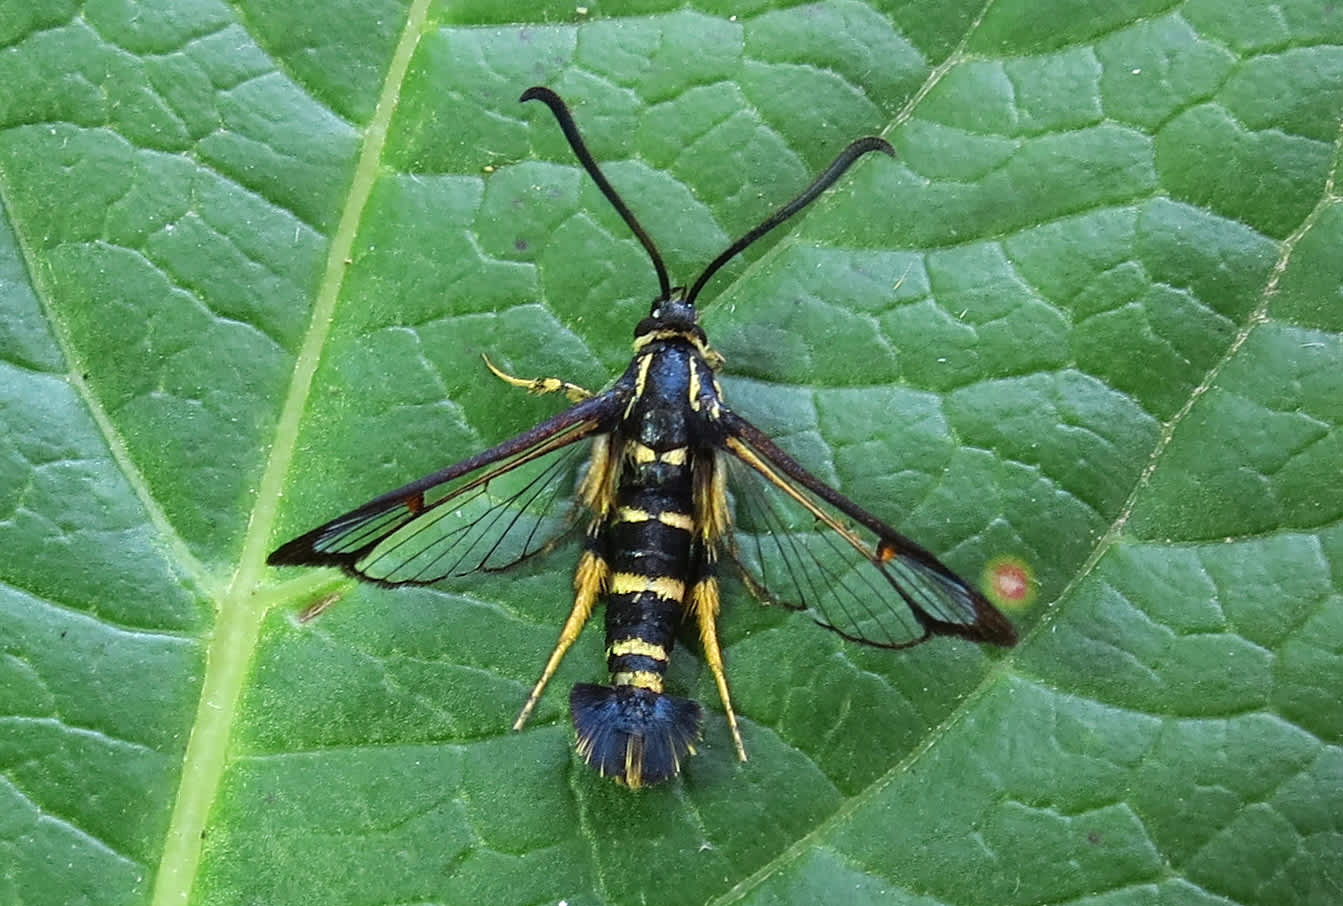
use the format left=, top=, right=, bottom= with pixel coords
left=604, top=456, right=695, bottom=689
left=569, top=353, right=705, bottom=786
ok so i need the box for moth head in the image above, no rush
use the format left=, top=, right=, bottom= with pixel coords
left=633, top=290, right=705, bottom=345
left=645, top=290, right=697, bottom=327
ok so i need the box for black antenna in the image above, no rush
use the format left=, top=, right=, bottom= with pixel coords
left=521, top=87, right=673, bottom=301
left=685, top=136, right=894, bottom=307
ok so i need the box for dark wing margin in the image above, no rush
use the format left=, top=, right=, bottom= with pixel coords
left=268, top=391, right=625, bottom=585
left=717, top=410, right=1017, bottom=649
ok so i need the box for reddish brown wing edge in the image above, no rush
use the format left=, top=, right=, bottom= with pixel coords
left=716, top=409, right=1018, bottom=648
left=267, top=390, right=625, bottom=584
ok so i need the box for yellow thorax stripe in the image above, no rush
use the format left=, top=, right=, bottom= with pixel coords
left=633, top=328, right=715, bottom=363
left=629, top=442, right=688, bottom=465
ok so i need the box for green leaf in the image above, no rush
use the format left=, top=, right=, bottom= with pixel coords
left=1, top=2, right=1340, bottom=905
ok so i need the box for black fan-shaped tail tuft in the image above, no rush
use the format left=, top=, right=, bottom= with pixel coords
left=570, top=684, right=702, bottom=787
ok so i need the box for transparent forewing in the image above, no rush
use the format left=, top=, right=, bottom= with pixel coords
left=719, top=414, right=1016, bottom=649
left=269, top=394, right=620, bottom=584
left=356, top=441, right=589, bottom=583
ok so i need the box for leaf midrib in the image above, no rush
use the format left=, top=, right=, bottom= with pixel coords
left=153, top=2, right=1015, bottom=901
left=147, top=2, right=1335, bottom=902
left=147, top=0, right=435, bottom=902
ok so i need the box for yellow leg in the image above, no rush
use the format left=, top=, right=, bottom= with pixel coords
left=483, top=354, right=592, bottom=402
left=692, top=575, right=748, bottom=761
left=513, top=549, right=608, bottom=730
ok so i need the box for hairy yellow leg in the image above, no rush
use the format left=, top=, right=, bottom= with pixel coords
left=513, top=550, right=608, bottom=729
left=692, top=575, right=747, bottom=761
left=483, top=354, right=592, bottom=402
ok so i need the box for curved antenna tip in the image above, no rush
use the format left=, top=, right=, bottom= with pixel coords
left=518, top=86, right=674, bottom=301
left=519, top=85, right=555, bottom=105
left=853, top=135, right=896, bottom=158
left=685, top=134, right=896, bottom=306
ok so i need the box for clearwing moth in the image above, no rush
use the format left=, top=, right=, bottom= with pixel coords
left=270, top=87, right=1018, bottom=787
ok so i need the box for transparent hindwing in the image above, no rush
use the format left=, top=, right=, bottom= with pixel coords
left=718, top=412, right=1017, bottom=649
